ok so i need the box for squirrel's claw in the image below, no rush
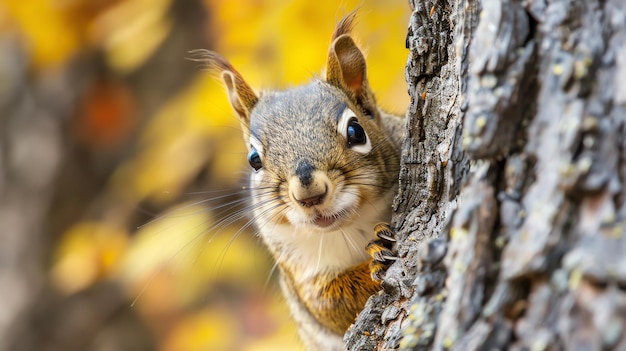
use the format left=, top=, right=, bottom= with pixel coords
left=366, top=222, right=397, bottom=282
left=374, top=222, right=396, bottom=242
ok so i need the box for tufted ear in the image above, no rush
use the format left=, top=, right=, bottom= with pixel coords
left=188, top=49, right=258, bottom=127
left=325, top=14, right=377, bottom=117
left=221, top=70, right=258, bottom=127
left=327, top=35, right=367, bottom=94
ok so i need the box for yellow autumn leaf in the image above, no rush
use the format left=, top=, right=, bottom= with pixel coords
left=113, top=132, right=210, bottom=204
left=163, top=308, right=238, bottom=351
left=2, top=0, right=82, bottom=68
left=117, top=203, right=213, bottom=286
left=91, top=0, right=173, bottom=73
left=117, top=201, right=270, bottom=306
left=51, top=221, right=128, bottom=295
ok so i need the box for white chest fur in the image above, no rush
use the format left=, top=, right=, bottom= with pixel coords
left=257, top=189, right=395, bottom=283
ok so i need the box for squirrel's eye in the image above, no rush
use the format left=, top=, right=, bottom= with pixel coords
left=346, top=117, right=367, bottom=146
left=247, top=148, right=263, bottom=171
left=338, top=108, right=371, bottom=154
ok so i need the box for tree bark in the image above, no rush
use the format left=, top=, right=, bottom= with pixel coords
left=346, top=0, right=626, bottom=350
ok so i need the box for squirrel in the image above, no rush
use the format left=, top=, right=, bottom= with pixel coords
left=191, top=12, right=405, bottom=351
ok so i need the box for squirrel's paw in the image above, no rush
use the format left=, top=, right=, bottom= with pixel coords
left=366, top=222, right=397, bottom=282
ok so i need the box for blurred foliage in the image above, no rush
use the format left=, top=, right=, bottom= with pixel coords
left=0, top=0, right=409, bottom=349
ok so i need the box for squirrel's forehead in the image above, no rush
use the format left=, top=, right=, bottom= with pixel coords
left=249, top=91, right=347, bottom=134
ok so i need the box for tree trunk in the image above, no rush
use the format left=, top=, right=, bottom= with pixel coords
left=346, top=0, right=626, bottom=350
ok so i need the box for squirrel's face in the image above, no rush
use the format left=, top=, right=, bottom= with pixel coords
left=244, top=82, right=398, bottom=232
left=192, top=22, right=398, bottom=231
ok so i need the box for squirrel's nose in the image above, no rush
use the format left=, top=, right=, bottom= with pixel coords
left=290, top=160, right=330, bottom=208
left=295, top=159, right=315, bottom=186
left=293, top=186, right=328, bottom=208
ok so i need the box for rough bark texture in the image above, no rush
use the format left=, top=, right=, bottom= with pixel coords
left=346, top=0, right=626, bottom=350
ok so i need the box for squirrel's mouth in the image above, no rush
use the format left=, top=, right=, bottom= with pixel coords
left=312, top=214, right=337, bottom=228
left=310, top=210, right=351, bottom=229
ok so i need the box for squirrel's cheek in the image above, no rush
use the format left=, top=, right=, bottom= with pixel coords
left=250, top=170, right=266, bottom=187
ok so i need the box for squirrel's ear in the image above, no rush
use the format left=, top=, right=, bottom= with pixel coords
left=221, top=70, right=258, bottom=125
left=327, top=35, right=366, bottom=93
left=188, top=49, right=258, bottom=126
left=326, top=34, right=376, bottom=116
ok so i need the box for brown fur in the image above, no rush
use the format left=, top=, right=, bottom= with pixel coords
left=281, top=261, right=381, bottom=335
left=331, top=10, right=357, bottom=42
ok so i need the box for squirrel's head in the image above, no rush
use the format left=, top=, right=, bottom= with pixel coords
left=192, top=13, right=399, bottom=233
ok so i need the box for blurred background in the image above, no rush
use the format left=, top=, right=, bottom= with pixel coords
left=0, top=0, right=409, bottom=350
